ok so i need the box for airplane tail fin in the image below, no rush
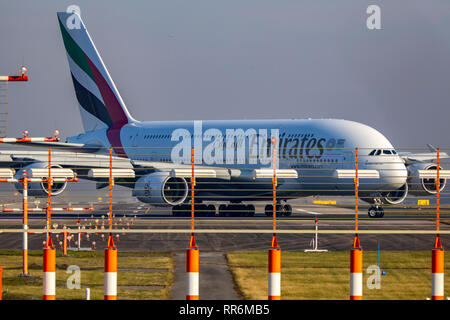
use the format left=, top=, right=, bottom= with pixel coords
left=57, top=11, right=136, bottom=132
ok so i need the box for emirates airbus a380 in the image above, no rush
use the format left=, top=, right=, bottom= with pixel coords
left=0, top=11, right=446, bottom=218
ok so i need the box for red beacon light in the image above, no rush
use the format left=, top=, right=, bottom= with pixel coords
left=19, top=66, right=28, bottom=76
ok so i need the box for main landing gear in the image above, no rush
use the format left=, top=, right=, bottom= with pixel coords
left=172, top=203, right=256, bottom=217
left=172, top=202, right=294, bottom=217
left=218, top=204, right=255, bottom=217
left=264, top=203, right=292, bottom=217
left=367, top=198, right=384, bottom=218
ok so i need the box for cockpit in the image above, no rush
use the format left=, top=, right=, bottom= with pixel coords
left=368, top=149, right=397, bottom=156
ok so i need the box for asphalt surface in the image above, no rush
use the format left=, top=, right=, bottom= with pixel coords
left=1, top=202, right=449, bottom=252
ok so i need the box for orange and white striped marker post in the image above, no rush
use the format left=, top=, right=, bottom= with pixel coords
left=350, top=235, right=363, bottom=300
left=104, top=148, right=117, bottom=300
left=104, top=234, right=117, bottom=300
left=350, top=148, right=363, bottom=300
left=0, top=266, right=2, bottom=300
left=109, top=148, right=113, bottom=231
left=268, top=137, right=281, bottom=300
left=43, top=235, right=56, bottom=300
left=432, top=149, right=444, bottom=300
left=21, top=171, right=30, bottom=276
left=186, top=234, right=199, bottom=300
left=268, top=235, right=281, bottom=300
left=186, top=147, right=199, bottom=300
left=432, top=235, right=444, bottom=300
left=46, top=148, right=52, bottom=235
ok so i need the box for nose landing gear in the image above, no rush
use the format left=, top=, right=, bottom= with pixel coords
left=368, top=199, right=384, bottom=218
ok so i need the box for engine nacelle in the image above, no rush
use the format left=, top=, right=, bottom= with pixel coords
left=407, top=163, right=446, bottom=196
left=14, top=163, right=68, bottom=197
left=132, top=172, right=188, bottom=206
left=381, top=183, right=408, bottom=204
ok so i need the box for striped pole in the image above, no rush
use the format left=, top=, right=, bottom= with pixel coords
left=62, top=225, right=67, bottom=256
left=104, top=234, right=117, bottom=300
left=0, top=266, right=2, bottom=300
left=186, top=146, right=199, bottom=300
left=432, top=149, right=444, bottom=300
left=186, top=234, right=199, bottom=300
left=268, top=235, right=281, bottom=300
left=43, top=235, right=56, bottom=300
left=432, top=235, right=445, bottom=300
left=350, top=148, right=363, bottom=300
left=350, top=235, right=363, bottom=300
left=268, top=137, right=281, bottom=300
left=354, top=148, right=359, bottom=231
left=46, top=148, right=52, bottom=234
left=21, top=171, right=29, bottom=276
left=109, top=148, right=113, bottom=231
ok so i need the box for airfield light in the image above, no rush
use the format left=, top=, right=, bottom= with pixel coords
left=19, top=66, right=28, bottom=76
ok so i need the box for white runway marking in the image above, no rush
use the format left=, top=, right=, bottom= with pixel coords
left=294, top=208, right=323, bottom=215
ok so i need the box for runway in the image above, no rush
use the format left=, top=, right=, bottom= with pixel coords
left=0, top=202, right=448, bottom=252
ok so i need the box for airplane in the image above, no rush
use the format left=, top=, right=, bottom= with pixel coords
left=0, top=11, right=447, bottom=218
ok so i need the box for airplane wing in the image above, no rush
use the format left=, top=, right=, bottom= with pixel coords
left=0, top=148, right=297, bottom=184
left=4, top=141, right=102, bottom=153
left=398, top=144, right=449, bottom=165
left=398, top=151, right=449, bottom=165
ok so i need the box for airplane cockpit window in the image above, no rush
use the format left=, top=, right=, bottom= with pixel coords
left=375, top=149, right=382, bottom=156
left=383, top=150, right=392, bottom=155
left=392, top=149, right=397, bottom=155
left=368, top=150, right=376, bottom=156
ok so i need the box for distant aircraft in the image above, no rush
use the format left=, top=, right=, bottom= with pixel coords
left=0, top=11, right=446, bottom=218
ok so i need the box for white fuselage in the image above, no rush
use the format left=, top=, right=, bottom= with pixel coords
left=68, top=118, right=408, bottom=201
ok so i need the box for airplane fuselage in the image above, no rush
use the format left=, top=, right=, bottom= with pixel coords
left=68, top=118, right=408, bottom=201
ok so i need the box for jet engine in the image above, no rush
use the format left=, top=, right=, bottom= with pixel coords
left=14, top=163, right=68, bottom=197
left=132, top=172, right=188, bottom=206
left=407, top=163, right=446, bottom=196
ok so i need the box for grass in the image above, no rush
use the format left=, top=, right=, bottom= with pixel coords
left=0, top=250, right=173, bottom=300
left=226, top=251, right=450, bottom=300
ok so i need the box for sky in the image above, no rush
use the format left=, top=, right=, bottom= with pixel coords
left=1, top=0, right=450, bottom=151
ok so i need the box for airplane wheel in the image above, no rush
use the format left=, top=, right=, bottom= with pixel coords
left=172, top=205, right=181, bottom=217
left=172, top=204, right=190, bottom=217
left=276, top=204, right=284, bottom=217
left=227, top=204, right=240, bottom=217
left=246, top=205, right=255, bottom=217
left=264, top=204, right=272, bottom=216
left=377, top=207, right=384, bottom=218
left=283, top=204, right=292, bottom=217
left=368, top=206, right=378, bottom=218
left=219, top=204, right=228, bottom=217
